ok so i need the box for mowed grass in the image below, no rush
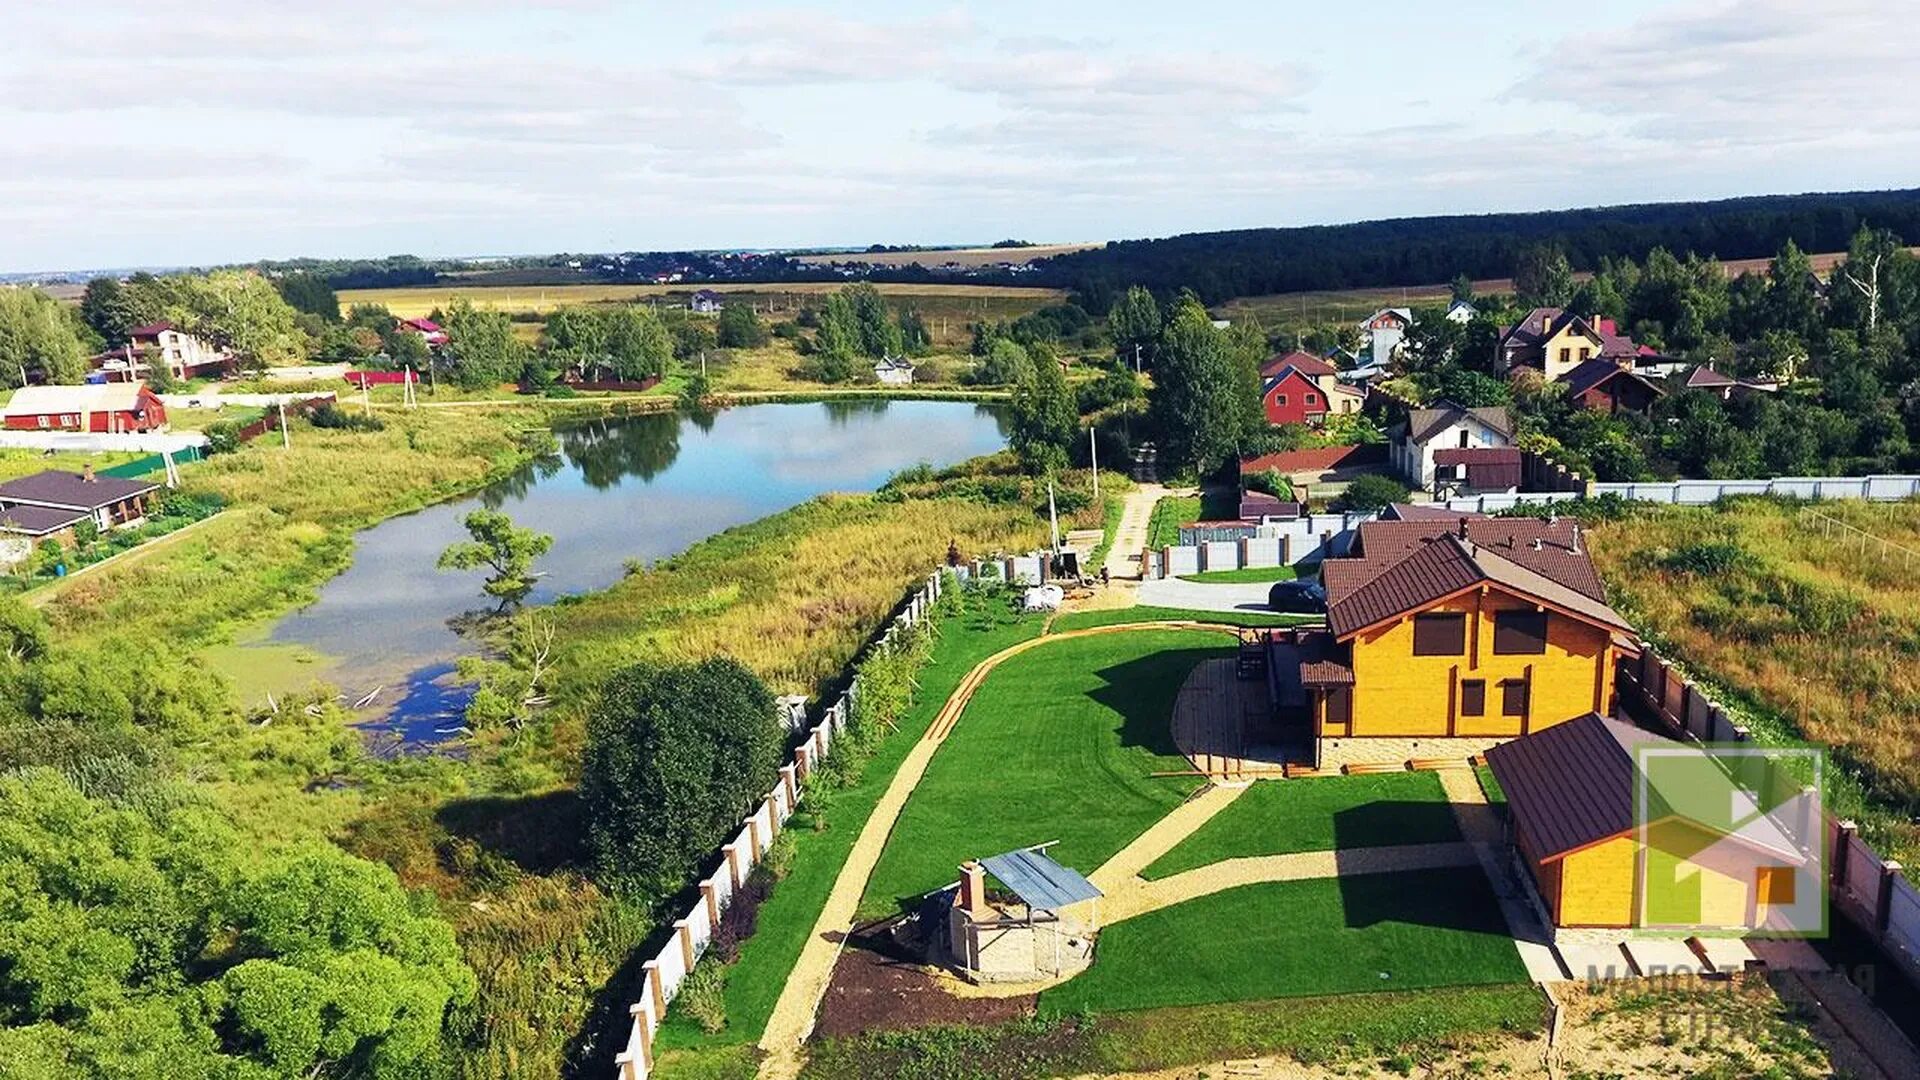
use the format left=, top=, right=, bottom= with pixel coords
left=1049, top=605, right=1318, bottom=632
left=1141, top=772, right=1461, bottom=880
left=656, top=592, right=1047, bottom=1055
left=1145, top=495, right=1200, bottom=548
left=1587, top=498, right=1920, bottom=861
left=1041, top=869, right=1527, bottom=1014
left=1176, top=564, right=1298, bottom=584
left=857, top=628, right=1229, bottom=919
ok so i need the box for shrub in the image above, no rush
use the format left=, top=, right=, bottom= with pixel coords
left=307, top=402, right=385, bottom=432
left=580, top=658, right=782, bottom=900
left=1245, top=469, right=1293, bottom=500
left=675, top=959, right=729, bottom=1035
left=1336, top=474, right=1410, bottom=512
left=1658, top=541, right=1750, bottom=575
left=204, top=420, right=243, bottom=455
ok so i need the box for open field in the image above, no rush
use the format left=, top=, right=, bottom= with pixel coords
left=1588, top=498, right=1920, bottom=862
left=338, top=281, right=1065, bottom=319
left=791, top=242, right=1102, bottom=268
left=1141, top=772, right=1460, bottom=880
left=1040, top=870, right=1527, bottom=1014
left=857, top=628, right=1223, bottom=919
left=0, top=447, right=145, bottom=481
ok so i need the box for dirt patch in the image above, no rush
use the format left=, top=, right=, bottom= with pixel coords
left=813, top=935, right=1036, bottom=1039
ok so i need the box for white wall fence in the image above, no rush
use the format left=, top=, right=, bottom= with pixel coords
left=1145, top=474, right=1920, bottom=579
left=613, top=570, right=948, bottom=1080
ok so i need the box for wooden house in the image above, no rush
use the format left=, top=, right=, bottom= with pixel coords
left=1258, top=351, right=1363, bottom=425
left=1277, top=515, right=1631, bottom=768
left=2, top=383, right=168, bottom=433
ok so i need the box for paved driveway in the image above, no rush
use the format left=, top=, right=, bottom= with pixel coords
left=1136, top=576, right=1287, bottom=613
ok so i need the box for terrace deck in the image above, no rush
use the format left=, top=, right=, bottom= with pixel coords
left=1170, top=658, right=1297, bottom=779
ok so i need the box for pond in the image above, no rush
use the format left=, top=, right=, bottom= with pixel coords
left=261, top=400, right=1009, bottom=747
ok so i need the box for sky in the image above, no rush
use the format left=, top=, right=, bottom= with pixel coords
left=2, top=0, right=1916, bottom=271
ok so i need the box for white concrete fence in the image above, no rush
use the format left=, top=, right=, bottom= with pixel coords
left=613, top=569, right=948, bottom=1080
left=1144, top=475, right=1920, bottom=579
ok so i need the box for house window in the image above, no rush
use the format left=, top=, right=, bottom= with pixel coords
left=1558, top=347, right=1570, bottom=364
left=1492, top=610, right=1549, bottom=654
left=1276, top=393, right=1288, bottom=405
left=36, top=416, right=47, bottom=429
left=1412, top=613, right=1467, bottom=656
left=1458, top=429, right=1470, bottom=448
left=1501, top=678, right=1529, bottom=717
left=1460, top=679, right=1486, bottom=716
left=1579, top=347, right=1592, bottom=361
left=1757, top=865, right=1796, bottom=905
left=1305, top=393, right=1318, bottom=405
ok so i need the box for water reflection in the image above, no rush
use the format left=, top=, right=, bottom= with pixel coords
left=264, top=401, right=1007, bottom=745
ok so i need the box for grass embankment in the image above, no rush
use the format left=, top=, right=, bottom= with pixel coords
left=1042, top=870, right=1529, bottom=1014
left=804, top=984, right=1545, bottom=1080
left=1176, top=564, right=1298, bottom=584
left=1587, top=497, right=1920, bottom=862
left=652, top=589, right=1047, bottom=1072
left=1145, top=495, right=1199, bottom=548
left=858, top=628, right=1228, bottom=919
left=1049, top=605, right=1317, bottom=631
left=0, top=448, right=146, bottom=481
left=1140, top=772, right=1461, bottom=879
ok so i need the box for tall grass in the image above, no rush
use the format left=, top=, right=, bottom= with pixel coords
left=1589, top=497, right=1920, bottom=861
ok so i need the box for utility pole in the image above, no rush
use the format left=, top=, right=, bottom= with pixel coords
left=1089, top=428, right=1099, bottom=500
left=1047, top=479, right=1060, bottom=554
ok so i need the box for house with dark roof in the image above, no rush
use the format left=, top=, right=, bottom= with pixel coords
left=688, top=289, right=724, bottom=314
left=1358, top=307, right=1412, bottom=366
left=1276, top=514, right=1632, bottom=769
left=0, top=466, right=160, bottom=534
left=1258, top=351, right=1364, bottom=425
left=1486, top=714, right=1814, bottom=931
left=1498, top=308, right=1640, bottom=381
left=1391, top=400, right=1513, bottom=488
left=1680, top=364, right=1776, bottom=402
left=1561, top=358, right=1665, bottom=416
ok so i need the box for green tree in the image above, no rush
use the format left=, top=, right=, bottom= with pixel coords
left=162, top=270, right=308, bottom=371
left=845, top=283, right=903, bottom=359
left=274, top=273, right=340, bottom=322
left=1148, top=297, right=1248, bottom=474
left=580, top=658, right=781, bottom=898
left=1009, top=345, right=1078, bottom=474
left=972, top=337, right=1035, bottom=385
left=1107, top=285, right=1161, bottom=367
left=1765, top=239, right=1822, bottom=341
left=79, top=277, right=143, bottom=343
left=1337, top=473, right=1411, bottom=511
left=602, top=306, right=674, bottom=381
left=1448, top=273, right=1476, bottom=303
left=1514, top=245, right=1574, bottom=307
left=0, top=289, right=90, bottom=386
left=441, top=299, right=526, bottom=388
left=715, top=302, right=769, bottom=348
left=436, top=509, right=553, bottom=603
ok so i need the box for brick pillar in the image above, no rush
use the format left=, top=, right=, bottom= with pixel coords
left=1877, top=862, right=1903, bottom=936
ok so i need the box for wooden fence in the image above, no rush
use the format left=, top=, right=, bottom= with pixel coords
left=612, top=569, right=948, bottom=1080
left=1616, top=646, right=1919, bottom=987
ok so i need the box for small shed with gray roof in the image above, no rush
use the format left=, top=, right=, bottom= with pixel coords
left=945, top=844, right=1102, bottom=983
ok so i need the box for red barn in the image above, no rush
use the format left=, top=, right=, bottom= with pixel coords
left=1259, top=352, right=1364, bottom=425
left=1, top=383, right=168, bottom=433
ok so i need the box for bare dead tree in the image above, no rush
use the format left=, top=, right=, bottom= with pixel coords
left=1841, top=250, right=1884, bottom=333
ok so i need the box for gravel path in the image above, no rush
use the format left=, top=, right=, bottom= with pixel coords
left=1103, top=482, right=1176, bottom=581
left=1438, top=766, right=1569, bottom=983
left=1102, top=842, right=1479, bottom=924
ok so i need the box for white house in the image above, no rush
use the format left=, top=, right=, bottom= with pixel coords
left=92, top=321, right=231, bottom=383
left=1444, top=299, right=1477, bottom=324
left=1391, top=401, right=1514, bottom=488
left=688, top=289, right=724, bottom=314
left=1358, top=307, right=1412, bottom=366
left=873, top=355, right=915, bottom=385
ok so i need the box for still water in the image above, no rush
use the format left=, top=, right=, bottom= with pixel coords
left=266, top=400, right=1008, bottom=746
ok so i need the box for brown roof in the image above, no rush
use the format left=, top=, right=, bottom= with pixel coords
left=1261, top=350, right=1336, bottom=378
left=1239, top=492, right=1301, bottom=520
left=1325, top=529, right=1628, bottom=639
left=1240, top=443, right=1387, bottom=475
left=1684, top=365, right=1737, bottom=388
left=1562, top=357, right=1665, bottom=400
left=1485, top=714, right=1672, bottom=859
left=0, top=470, right=159, bottom=511
left=1433, top=447, right=1521, bottom=467
left=1296, top=633, right=1356, bottom=686
left=1404, top=401, right=1513, bottom=444
left=0, top=504, right=89, bottom=535
left=1348, top=518, right=1607, bottom=600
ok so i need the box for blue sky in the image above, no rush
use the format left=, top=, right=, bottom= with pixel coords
left=3, top=1, right=1914, bottom=270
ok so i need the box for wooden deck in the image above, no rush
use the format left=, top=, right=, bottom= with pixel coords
left=1171, top=658, right=1295, bottom=779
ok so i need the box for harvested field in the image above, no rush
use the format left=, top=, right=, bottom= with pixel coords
left=792, top=242, right=1102, bottom=268
left=338, top=281, right=1064, bottom=319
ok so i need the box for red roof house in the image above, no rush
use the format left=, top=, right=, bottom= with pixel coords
left=2, top=383, right=168, bottom=434
left=401, top=318, right=449, bottom=347
left=1260, top=353, right=1364, bottom=425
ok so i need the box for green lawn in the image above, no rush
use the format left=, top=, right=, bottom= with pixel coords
left=1049, top=605, right=1319, bottom=632
left=1141, top=772, right=1462, bottom=880
left=1145, top=495, right=1200, bottom=548
left=654, top=590, right=1047, bottom=1056
left=857, top=628, right=1228, bottom=919
left=1176, top=564, right=1299, bottom=585
left=1041, top=869, right=1528, bottom=1014
left=1476, top=765, right=1507, bottom=806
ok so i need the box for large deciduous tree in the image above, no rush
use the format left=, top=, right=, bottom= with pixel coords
left=1148, top=296, right=1250, bottom=474
left=0, top=288, right=90, bottom=386
left=580, top=658, right=781, bottom=899
left=1009, top=344, right=1078, bottom=474
left=437, top=509, right=553, bottom=603
left=441, top=299, right=526, bottom=388
left=1514, top=245, right=1574, bottom=308
left=1106, top=284, right=1161, bottom=367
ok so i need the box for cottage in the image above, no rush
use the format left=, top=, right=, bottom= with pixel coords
left=400, top=317, right=449, bottom=347
left=1560, top=358, right=1666, bottom=416
left=1391, top=400, right=1512, bottom=488
left=1444, top=298, right=1477, bottom=324
left=1431, top=446, right=1522, bottom=497
left=688, top=289, right=724, bottom=315
left=1497, top=308, right=1638, bottom=381
left=1258, top=351, right=1364, bottom=425
left=0, top=467, right=160, bottom=533
left=1356, top=308, right=1412, bottom=367
left=91, top=321, right=231, bottom=383
left=1681, top=364, right=1775, bottom=401
left=872, top=355, right=916, bottom=385
left=2, top=383, right=168, bottom=433
left=1276, top=515, right=1630, bottom=768
left=1487, top=715, right=1815, bottom=932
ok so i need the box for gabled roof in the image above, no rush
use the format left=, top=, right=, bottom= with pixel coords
left=402, top=317, right=442, bottom=332
left=1325, top=528, right=1627, bottom=639
left=1347, top=517, right=1608, bottom=600
left=1561, top=358, right=1666, bottom=400
left=1261, top=350, right=1336, bottom=378
left=1501, top=308, right=1639, bottom=361
left=0, top=504, right=90, bottom=535
left=2, top=383, right=156, bottom=418
left=1485, top=715, right=1671, bottom=859
left=0, top=470, right=159, bottom=511
left=1359, top=307, right=1412, bottom=328
left=1684, top=365, right=1737, bottom=388
left=1404, top=401, right=1513, bottom=444
left=127, top=321, right=175, bottom=338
